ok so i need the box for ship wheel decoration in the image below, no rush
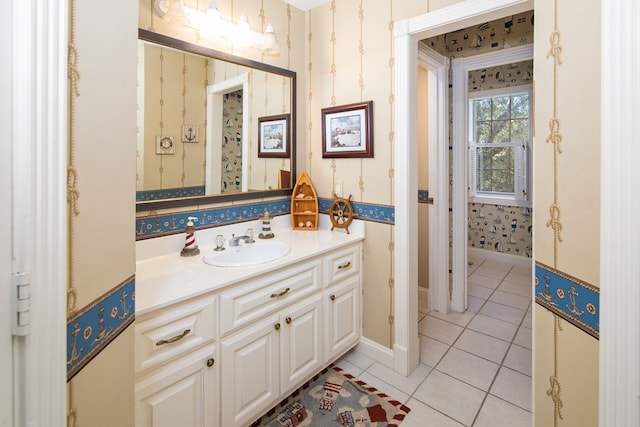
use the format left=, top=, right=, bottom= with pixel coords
left=329, top=194, right=356, bottom=234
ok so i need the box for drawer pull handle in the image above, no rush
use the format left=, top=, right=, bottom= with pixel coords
left=337, top=261, right=352, bottom=270
left=155, top=329, right=191, bottom=346
left=285, top=317, right=292, bottom=324
left=270, top=287, right=291, bottom=298
left=330, top=294, right=336, bottom=302
left=274, top=323, right=281, bottom=331
left=206, top=358, right=215, bottom=368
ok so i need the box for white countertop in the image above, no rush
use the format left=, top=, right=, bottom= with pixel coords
left=135, top=214, right=365, bottom=315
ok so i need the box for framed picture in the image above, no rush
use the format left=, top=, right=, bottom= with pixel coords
left=182, top=125, right=198, bottom=143
left=322, top=100, right=373, bottom=158
left=258, top=114, right=290, bottom=158
left=156, top=136, right=175, bottom=155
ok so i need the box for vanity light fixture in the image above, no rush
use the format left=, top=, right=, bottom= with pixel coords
left=155, top=0, right=188, bottom=26
left=153, top=0, right=280, bottom=55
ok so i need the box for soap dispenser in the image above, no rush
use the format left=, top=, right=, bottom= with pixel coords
left=180, top=216, right=200, bottom=257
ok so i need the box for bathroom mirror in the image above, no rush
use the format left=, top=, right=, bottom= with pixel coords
left=136, top=29, right=296, bottom=212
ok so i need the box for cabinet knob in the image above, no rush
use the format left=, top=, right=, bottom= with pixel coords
left=285, top=316, right=292, bottom=324
left=206, top=358, right=215, bottom=368
left=330, top=294, right=336, bottom=301
left=274, top=322, right=281, bottom=331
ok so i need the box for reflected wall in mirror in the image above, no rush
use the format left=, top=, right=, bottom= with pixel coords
left=136, top=29, right=296, bottom=212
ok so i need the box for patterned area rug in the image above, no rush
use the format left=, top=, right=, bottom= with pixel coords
left=252, top=366, right=411, bottom=427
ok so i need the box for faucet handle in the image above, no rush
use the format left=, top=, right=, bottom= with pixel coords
left=214, top=234, right=225, bottom=251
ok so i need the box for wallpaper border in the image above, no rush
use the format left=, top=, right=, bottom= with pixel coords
left=535, top=262, right=599, bottom=339
left=66, top=275, right=136, bottom=381
left=136, top=185, right=205, bottom=202
left=136, top=197, right=395, bottom=239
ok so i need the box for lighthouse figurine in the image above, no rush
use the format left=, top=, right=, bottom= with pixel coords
left=258, top=210, right=274, bottom=239
left=180, top=216, right=201, bottom=257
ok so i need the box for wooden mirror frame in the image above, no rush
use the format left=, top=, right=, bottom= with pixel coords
left=136, top=29, right=296, bottom=212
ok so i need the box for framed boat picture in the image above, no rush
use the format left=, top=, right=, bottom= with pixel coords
left=321, top=100, right=373, bottom=158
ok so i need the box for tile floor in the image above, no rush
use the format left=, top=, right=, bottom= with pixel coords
left=335, top=255, right=533, bottom=426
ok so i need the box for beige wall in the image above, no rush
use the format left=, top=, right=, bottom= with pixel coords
left=306, top=1, right=436, bottom=347
left=534, top=0, right=601, bottom=424
left=69, top=0, right=137, bottom=425
left=141, top=44, right=208, bottom=191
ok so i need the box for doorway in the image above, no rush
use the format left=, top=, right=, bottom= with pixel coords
left=392, top=0, right=534, bottom=376
left=206, top=73, right=250, bottom=194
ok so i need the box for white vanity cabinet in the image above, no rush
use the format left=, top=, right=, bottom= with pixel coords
left=220, top=293, right=324, bottom=427
left=135, top=219, right=364, bottom=427
left=134, top=295, right=219, bottom=427
left=218, top=258, right=325, bottom=427
left=324, top=244, right=362, bottom=363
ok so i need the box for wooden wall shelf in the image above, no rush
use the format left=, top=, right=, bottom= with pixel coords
left=291, top=171, right=318, bottom=230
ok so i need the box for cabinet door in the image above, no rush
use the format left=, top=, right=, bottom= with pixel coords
left=220, top=315, right=280, bottom=427
left=325, top=275, right=361, bottom=362
left=136, top=345, right=217, bottom=427
left=280, top=294, right=324, bottom=395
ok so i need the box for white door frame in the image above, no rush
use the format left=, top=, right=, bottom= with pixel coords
left=9, top=0, right=68, bottom=425
left=393, top=0, right=533, bottom=376
left=417, top=45, right=450, bottom=314
left=1, top=2, right=14, bottom=424
left=599, top=0, right=640, bottom=425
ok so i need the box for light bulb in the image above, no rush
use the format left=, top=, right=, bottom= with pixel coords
left=235, top=14, right=252, bottom=48
left=206, top=2, right=220, bottom=22
left=262, top=23, right=280, bottom=55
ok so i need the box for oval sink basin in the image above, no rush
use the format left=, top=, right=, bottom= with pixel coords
left=203, top=240, right=291, bottom=268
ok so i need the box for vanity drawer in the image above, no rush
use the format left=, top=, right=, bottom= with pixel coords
left=323, top=244, right=361, bottom=287
left=219, top=258, right=322, bottom=337
left=135, top=295, right=217, bottom=374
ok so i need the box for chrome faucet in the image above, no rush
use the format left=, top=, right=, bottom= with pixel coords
left=228, top=233, right=254, bottom=246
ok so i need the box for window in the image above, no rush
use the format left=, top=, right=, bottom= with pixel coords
left=468, top=86, right=531, bottom=205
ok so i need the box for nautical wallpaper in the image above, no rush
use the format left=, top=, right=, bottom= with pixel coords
left=423, top=11, right=534, bottom=59
left=468, top=60, right=533, bottom=93
left=468, top=203, right=532, bottom=257
left=221, top=89, right=243, bottom=193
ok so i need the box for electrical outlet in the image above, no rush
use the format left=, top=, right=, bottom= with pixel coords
left=334, top=181, right=343, bottom=197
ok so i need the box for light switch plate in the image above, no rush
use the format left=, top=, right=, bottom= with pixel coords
left=334, top=181, right=343, bottom=197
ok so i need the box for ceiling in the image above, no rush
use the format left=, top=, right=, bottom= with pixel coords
left=282, top=0, right=331, bottom=12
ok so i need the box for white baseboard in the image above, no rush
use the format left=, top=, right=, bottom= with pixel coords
left=468, top=247, right=532, bottom=268
left=355, top=337, right=395, bottom=370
